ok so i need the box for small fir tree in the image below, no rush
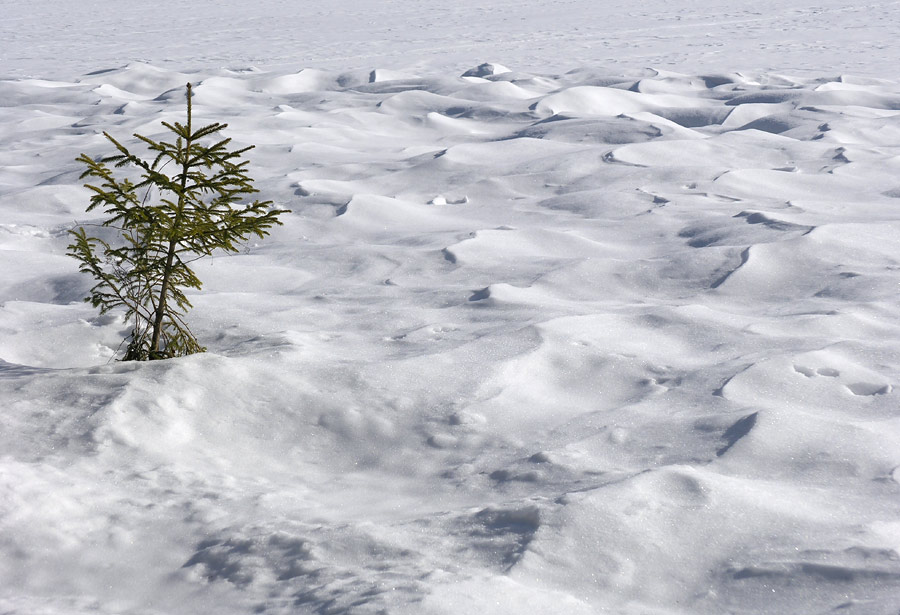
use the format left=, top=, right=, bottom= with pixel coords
left=68, top=83, right=287, bottom=360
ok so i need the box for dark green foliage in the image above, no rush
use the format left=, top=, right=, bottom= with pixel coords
left=68, top=83, right=288, bottom=360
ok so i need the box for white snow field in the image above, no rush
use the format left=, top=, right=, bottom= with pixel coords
left=3, top=1, right=900, bottom=614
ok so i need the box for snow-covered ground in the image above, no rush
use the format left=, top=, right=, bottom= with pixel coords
left=3, top=2, right=900, bottom=614
left=5, top=0, right=900, bottom=80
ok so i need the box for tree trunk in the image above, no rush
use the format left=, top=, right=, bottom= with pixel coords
left=148, top=84, right=193, bottom=359
left=148, top=237, right=179, bottom=357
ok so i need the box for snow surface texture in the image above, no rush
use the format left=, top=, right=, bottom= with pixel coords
left=4, top=0, right=900, bottom=81
left=4, top=2, right=900, bottom=615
